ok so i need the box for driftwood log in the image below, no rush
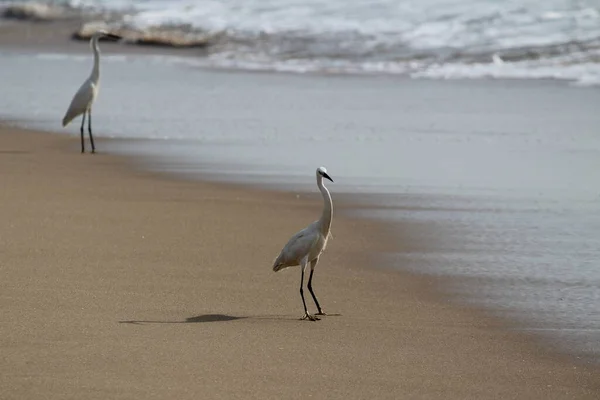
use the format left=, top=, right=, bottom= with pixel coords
left=72, top=21, right=212, bottom=49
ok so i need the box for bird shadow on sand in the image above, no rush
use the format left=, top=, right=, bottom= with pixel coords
left=119, top=313, right=342, bottom=325
left=119, top=314, right=245, bottom=325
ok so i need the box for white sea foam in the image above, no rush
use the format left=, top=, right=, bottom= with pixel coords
left=412, top=58, right=600, bottom=86
left=2, top=0, right=600, bottom=84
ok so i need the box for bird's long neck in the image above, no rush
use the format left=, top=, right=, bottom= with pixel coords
left=317, top=177, right=333, bottom=236
left=90, top=37, right=101, bottom=82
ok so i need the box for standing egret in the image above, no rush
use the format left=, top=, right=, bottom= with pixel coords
left=273, top=167, right=334, bottom=321
left=62, top=30, right=121, bottom=153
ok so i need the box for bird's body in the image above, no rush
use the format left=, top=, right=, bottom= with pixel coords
left=273, top=167, right=334, bottom=321
left=62, top=30, right=120, bottom=153
left=62, top=77, right=99, bottom=127
left=273, top=221, right=330, bottom=271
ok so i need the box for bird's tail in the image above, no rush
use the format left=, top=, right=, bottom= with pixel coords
left=272, top=253, right=287, bottom=272
left=62, top=108, right=78, bottom=127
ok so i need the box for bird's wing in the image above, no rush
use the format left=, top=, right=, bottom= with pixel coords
left=273, top=223, right=319, bottom=270
left=62, top=80, right=95, bottom=127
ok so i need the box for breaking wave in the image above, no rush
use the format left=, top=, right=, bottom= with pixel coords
left=2, top=0, right=600, bottom=84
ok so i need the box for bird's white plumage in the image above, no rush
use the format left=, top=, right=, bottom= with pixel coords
left=272, top=166, right=334, bottom=320
left=62, top=31, right=104, bottom=127
left=62, top=78, right=98, bottom=127
left=273, top=167, right=334, bottom=272
left=61, top=30, right=120, bottom=153
left=273, top=221, right=330, bottom=271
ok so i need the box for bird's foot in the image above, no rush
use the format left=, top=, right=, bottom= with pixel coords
left=315, top=311, right=327, bottom=316
left=300, top=313, right=320, bottom=321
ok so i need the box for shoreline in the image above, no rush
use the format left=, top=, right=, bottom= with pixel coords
left=1, top=124, right=599, bottom=398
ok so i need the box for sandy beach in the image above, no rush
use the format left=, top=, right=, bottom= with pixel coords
left=1, top=125, right=599, bottom=399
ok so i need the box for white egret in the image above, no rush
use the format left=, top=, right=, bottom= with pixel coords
left=273, top=167, right=334, bottom=321
left=62, top=30, right=121, bottom=153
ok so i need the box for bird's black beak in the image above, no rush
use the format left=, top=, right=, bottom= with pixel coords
left=103, top=33, right=122, bottom=42
left=323, top=173, right=334, bottom=183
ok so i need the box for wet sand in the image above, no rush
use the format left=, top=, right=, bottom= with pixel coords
left=1, top=125, right=600, bottom=399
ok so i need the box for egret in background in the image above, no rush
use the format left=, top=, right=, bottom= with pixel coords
left=273, top=167, right=334, bottom=321
left=62, top=30, right=121, bottom=153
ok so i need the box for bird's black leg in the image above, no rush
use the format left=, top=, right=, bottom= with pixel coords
left=308, top=258, right=326, bottom=315
left=300, top=262, right=319, bottom=321
left=80, top=112, right=86, bottom=153
left=88, top=109, right=96, bottom=154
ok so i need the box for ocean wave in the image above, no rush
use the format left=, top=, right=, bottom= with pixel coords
left=2, top=0, right=600, bottom=85
left=412, top=57, right=600, bottom=87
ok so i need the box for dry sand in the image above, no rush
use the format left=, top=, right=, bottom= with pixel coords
left=1, top=125, right=599, bottom=399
